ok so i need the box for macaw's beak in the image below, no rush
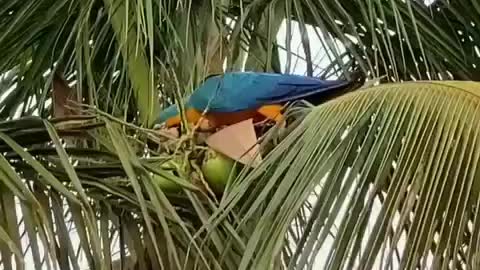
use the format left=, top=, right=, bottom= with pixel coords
left=153, top=123, right=164, bottom=130
left=206, top=118, right=262, bottom=167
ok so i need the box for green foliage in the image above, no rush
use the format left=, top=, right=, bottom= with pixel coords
left=209, top=81, right=480, bottom=269
left=3, top=82, right=480, bottom=269
left=1, top=0, right=480, bottom=269
left=1, top=0, right=479, bottom=123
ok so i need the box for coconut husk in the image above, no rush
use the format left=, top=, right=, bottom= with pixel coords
left=205, top=118, right=262, bottom=167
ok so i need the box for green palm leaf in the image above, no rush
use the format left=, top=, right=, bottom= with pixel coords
left=0, top=0, right=478, bottom=123
left=2, top=74, right=480, bottom=269
left=203, top=81, right=480, bottom=269
left=1, top=0, right=480, bottom=269
left=0, top=116, right=223, bottom=269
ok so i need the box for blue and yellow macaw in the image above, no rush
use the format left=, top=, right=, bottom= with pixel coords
left=154, top=72, right=362, bottom=130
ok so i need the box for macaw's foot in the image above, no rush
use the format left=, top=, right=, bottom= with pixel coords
left=165, top=127, right=180, bottom=138
left=195, top=117, right=214, bottom=131
left=151, top=125, right=180, bottom=141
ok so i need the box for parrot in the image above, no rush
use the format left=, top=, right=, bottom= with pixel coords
left=154, top=71, right=365, bottom=130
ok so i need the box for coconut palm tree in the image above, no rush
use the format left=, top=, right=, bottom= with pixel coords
left=1, top=0, right=480, bottom=269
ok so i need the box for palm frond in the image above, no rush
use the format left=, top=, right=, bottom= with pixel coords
left=207, top=81, right=480, bottom=269
left=2, top=0, right=480, bottom=269
left=1, top=0, right=479, bottom=125
left=0, top=115, right=237, bottom=269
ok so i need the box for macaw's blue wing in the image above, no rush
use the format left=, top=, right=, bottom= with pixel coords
left=254, top=73, right=353, bottom=104
left=187, top=72, right=353, bottom=113
left=154, top=71, right=361, bottom=126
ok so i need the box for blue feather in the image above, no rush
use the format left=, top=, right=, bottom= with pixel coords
left=155, top=72, right=354, bottom=124
left=157, top=103, right=180, bottom=123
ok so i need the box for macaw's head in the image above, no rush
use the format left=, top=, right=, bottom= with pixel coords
left=155, top=103, right=180, bottom=125
left=154, top=99, right=195, bottom=129
left=153, top=73, right=223, bottom=128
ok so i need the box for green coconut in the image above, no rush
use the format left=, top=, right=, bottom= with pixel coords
left=150, top=159, right=184, bottom=193
left=201, top=149, right=237, bottom=193
left=151, top=172, right=181, bottom=192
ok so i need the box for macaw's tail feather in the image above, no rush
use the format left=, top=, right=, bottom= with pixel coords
left=260, top=70, right=366, bottom=105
